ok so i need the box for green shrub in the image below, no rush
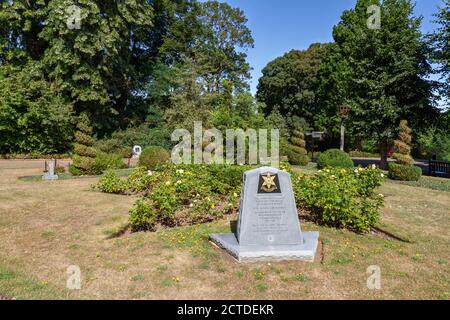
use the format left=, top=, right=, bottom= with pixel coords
left=94, top=166, right=155, bottom=195
left=74, top=131, right=94, bottom=146
left=96, top=170, right=128, bottom=194
left=349, top=150, right=380, bottom=158
left=126, top=166, right=155, bottom=192
left=129, top=199, right=158, bottom=232
left=293, top=166, right=385, bottom=232
left=388, top=163, right=422, bottom=181
left=117, top=147, right=133, bottom=159
left=68, top=164, right=82, bottom=176
left=95, top=162, right=383, bottom=233
left=205, top=164, right=249, bottom=191
left=96, top=125, right=171, bottom=154
left=287, top=129, right=310, bottom=166
left=138, top=146, right=170, bottom=170
left=393, top=120, right=414, bottom=166
left=417, top=127, right=450, bottom=160
left=71, top=114, right=97, bottom=175
left=74, top=143, right=96, bottom=158
left=95, top=163, right=252, bottom=231
left=93, top=152, right=126, bottom=172
left=317, top=149, right=354, bottom=169
left=71, top=154, right=97, bottom=173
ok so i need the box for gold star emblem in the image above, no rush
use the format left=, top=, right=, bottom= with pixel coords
left=261, top=173, right=277, bottom=192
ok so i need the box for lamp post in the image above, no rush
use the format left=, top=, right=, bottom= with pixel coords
left=305, top=131, right=324, bottom=160
left=337, top=105, right=350, bottom=151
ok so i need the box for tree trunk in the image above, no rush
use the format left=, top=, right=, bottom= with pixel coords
left=379, top=140, right=389, bottom=170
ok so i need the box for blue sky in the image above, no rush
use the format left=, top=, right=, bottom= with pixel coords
left=220, top=0, right=445, bottom=94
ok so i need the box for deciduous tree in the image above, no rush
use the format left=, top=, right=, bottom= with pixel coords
left=256, top=43, right=330, bottom=126
left=328, top=0, right=437, bottom=169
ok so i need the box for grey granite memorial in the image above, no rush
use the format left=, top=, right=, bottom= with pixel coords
left=210, top=167, right=319, bottom=262
left=42, top=159, right=58, bottom=180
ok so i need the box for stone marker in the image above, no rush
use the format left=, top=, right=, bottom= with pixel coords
left=210, top=166, right=319, bottom=262
left=132, top=145, right=142, bottom=158
left=42, top=159, right=58, bottom=180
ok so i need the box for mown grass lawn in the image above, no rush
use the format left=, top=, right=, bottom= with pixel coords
left=0, top=161, right=449, bottom=299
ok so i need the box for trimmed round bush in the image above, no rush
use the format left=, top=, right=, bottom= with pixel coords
left=287, top=129, right=310, bottom=166
left=93, top=152, right=126, bottom=172
left=74, top=131, right=94, bottom=146
left=72, top=114, right=97, bottom=175
left=138, top=146, right=170, bottom=170
left=388, top=163, right=422, bottom=181
left=74, top=143, right=96, bottom=158
left=71, top=154, right=96, bottom=172
left=393, top=153, right=414, bottom=166
left=286, top=147, right=309, bottom=166
left=317, top=149, right=354, bottom=169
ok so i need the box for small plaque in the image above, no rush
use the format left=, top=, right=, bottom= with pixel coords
left=257, top=172, right=281, bottom=194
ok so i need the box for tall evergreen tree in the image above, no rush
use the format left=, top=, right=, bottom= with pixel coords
left=196, top=0, right=254, bottom=92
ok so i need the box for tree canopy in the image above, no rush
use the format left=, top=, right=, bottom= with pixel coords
left=0, top=0, right=447, bottom=158
left=429, top=0, right=450, bottom=100
left=256, top=43, right=330, bottom=126
left=0, top=0, right=255, bottom=153
left=329, top=0, right=438, bottom=167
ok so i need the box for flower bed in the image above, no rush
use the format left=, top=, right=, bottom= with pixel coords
left=95, top=163, right=384, bottom=233
left=293, top=166, right=385, bottom=232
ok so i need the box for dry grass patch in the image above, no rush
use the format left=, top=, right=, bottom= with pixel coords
left=0, top=161, right=449, bottom=299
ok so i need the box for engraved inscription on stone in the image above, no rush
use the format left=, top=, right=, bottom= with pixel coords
left=251, top=198, right=288, bottom=234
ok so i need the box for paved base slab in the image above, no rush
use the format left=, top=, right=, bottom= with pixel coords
left=210, top=231, right=319, bottom=262
left=42, top=174, right=58, bottom=180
